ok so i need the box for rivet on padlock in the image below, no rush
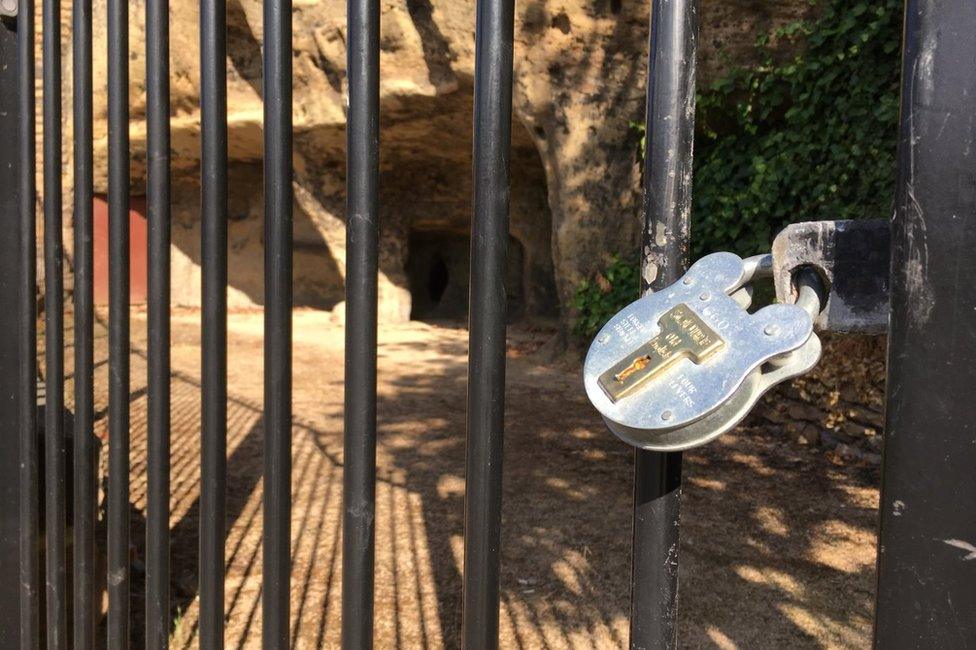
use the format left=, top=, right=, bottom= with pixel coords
left=582, top=252, right=823, bottom=451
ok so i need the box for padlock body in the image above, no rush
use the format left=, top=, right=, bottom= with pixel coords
left=583, top=253, right=815, bottom=450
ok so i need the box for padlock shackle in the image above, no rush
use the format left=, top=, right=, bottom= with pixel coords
left=741, top=254, right=773, bottom=283
left=792, top=267, right=827, bottom=321
left=741, top=253, right=825, bottom=321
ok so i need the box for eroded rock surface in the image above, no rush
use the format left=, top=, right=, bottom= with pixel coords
left=51, top=0, right=817, bottom=324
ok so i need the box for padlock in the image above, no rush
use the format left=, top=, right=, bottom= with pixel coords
left=582, top=252, right=822, bottom=451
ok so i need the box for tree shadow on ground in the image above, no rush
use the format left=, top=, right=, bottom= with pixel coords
left=84, top=315, right=879, bottom=648
left=306, top=326, right=879, bottom=647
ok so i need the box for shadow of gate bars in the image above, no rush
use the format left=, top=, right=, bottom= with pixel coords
left=1, top=0, right=975, bottom=648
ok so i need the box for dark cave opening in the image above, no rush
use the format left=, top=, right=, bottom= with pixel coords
left=407, top=230, right=524, bottom=321
left=427, top=253, right=450, bottom=306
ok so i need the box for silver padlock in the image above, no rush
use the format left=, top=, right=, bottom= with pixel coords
left=582, top=252, right=822, bottom=451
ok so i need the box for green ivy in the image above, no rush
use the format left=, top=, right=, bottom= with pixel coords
left=574, top=0, right=902, bottom=339
left=694, top=0, right=902, bottom=257
left=572, top=255, right=639, bottom=339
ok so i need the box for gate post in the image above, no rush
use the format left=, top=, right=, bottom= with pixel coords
left=0, top=10, right=27, bottom=649
left=875, top=0, right=976, bottom=645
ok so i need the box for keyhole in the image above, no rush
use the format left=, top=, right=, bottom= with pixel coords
left=614, top=355, right=652, bottom=384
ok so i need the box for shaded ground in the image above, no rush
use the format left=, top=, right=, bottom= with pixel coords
left=67, top=308, right=878, bottom=648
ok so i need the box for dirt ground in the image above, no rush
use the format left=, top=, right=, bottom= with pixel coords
left=71, top=307, right=879, bottom=648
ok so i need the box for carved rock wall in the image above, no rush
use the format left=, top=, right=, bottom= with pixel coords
left=48, top=0, right=817, bottom=323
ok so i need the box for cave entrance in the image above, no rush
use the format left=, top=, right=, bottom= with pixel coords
left=407, top=230, right=524, bottom=321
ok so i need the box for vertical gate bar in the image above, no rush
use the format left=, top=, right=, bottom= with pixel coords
left=874, top=0, right=976, bottom=645
left=17, top=0, right=40, bottom=645
left=4, top=13, right=28, bottom=648
left=106, top=0, right=131, bottom=640
left=199, top=0, right=228, bottom=643
left=262, top=0, right=293, bottom=643
left=461, top=0, right=515, bottom=647
left=146, top=0, right=172, bottom=644
left=341, top=0, right=379, bottom=646
left=42, top=0, right=68, bottom=644
left=72, top=0, right=96, bottom=644
left=631, top=1, right=698, bottom=648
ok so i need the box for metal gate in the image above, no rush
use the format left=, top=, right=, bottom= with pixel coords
left=1, top=0, right=974, bottom=648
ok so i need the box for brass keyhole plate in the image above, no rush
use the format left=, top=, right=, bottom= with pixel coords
left=598, top=304, right=725, bottom=402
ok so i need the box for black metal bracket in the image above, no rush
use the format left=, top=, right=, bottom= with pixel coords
left=772, top=219, right=891, bottom=334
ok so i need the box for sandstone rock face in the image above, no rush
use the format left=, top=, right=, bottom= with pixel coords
left=56, top=0, right=817, bottom=324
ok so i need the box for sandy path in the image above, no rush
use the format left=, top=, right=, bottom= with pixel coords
left=68, top=308, right=878, bottom=648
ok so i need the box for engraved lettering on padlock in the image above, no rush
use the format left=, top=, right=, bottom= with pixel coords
left=598, top=304, right=725, bottom=402
left=668, top=373, right=699, bottom=409
left=613, top=313, right=646, bottom=346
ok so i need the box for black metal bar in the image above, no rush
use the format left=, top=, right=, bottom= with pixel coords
left=341, top=0, right=379, bottom=646
left=262, top=0, right=293, bottom=643
left=461, top=0, right=515, bottom=647
left=42, top=0, right=68, bottom=644
left=15, top=0, right=40, bottom=645
left=631, top=1, right=698, bottom=648
left=199, top=0, right=228, bottom=643
left=106, top=0, right=131, bottom=640
left=874, top=1, right=976, bottom=646
left=72, top=0, right=95, bottom=645
left=146, top=0, right=171, bottom=645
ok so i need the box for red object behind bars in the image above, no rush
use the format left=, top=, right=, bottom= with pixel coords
left=93, top=195, right=148, bottom=305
